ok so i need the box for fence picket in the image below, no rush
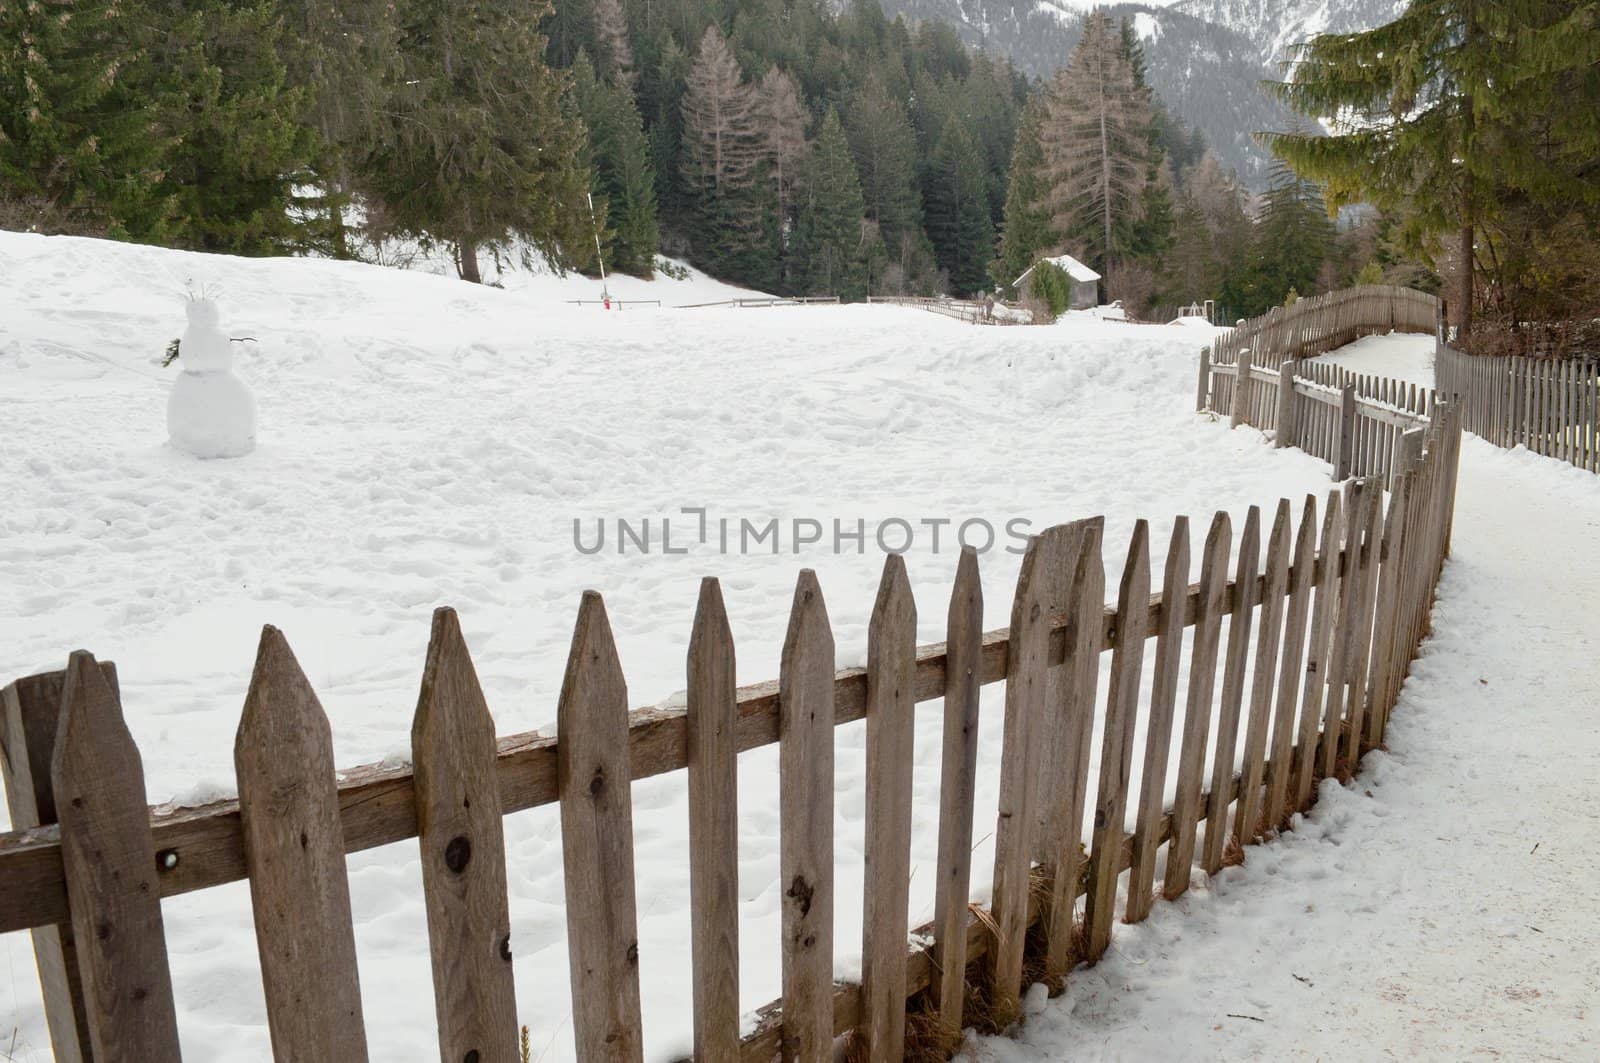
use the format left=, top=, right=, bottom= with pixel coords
left=1085, top=522, right=1151, bottom=962
left=1041, top=524, right=1105, bottom=979
left=1163, top=512, right=1229, bottom=900
left=1234, top=501, right=1291, bottom=845
left=859, top=556, right=917, bottom=1061
left=557, top=593, right=644, bottom=1062
left=235, top=628, right=368, bottom=1062
left=1264, top=497, right=1318, bottom=832
left=412, top=608, right=519, bottom=1063
left=52, top=652, right=183, bottom=1063
left=986, top=538, right=1050, bottom=1025
left=1126, top=518, right=1189, bottom=923
left=778, top=572, right=835, bottom=1061
left=931, top=548, right=982, bottom=1033
left=687, top=579, right=741, bottom=1060
left=1202, top=506, right=1260, bottom=873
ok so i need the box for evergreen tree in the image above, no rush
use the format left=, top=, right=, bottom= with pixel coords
left=1248, top=161, right=1337, bottom=314
left=793, top=109, right=867, bottom=299
left=593, top=0, right=638, bottom=89
left=844, top=76, right=922, bottom=245
left=1038, top=11, right=1154, bottom=283
left=0, top=0, right=171, bottom=237
left=367, top=0, right=591, bottom=282
left=991, top=95, right=1056, bottom=294
left=571, top=53, right=660, bottom=276
left=924, top=112, right=994, bottom=295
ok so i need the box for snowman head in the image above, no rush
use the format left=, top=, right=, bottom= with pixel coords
left=185, top=296, right=221, bottom=329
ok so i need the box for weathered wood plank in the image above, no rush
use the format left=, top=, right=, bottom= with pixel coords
left=687, top=579, right=741, bottom=1061
left=931, top=548, right=982, bottom=1033
left=1, top=666, right=114, bottom=1063
left=1085, top=521, right=1151, bottom=961
left=1264, top=497, right=1317, bottom=833
left=1034, top=520, right=1100, bottom=863
left=52, top=652, right=182, bottom=1063
left=558, top=594, right=645, bottom=1062
left=1234, top=500, right=1291, bottom=846
left=1202, top=506, right=1260, bottom=873
left=1163, top=512, right=1229, bottom=900
left=1042, top=524, right=1105, bottom=980
left=235, top=628, right=368, bottom=1062
left=1126, top=518, right=1188, bottom=923
left=859, top=555, right=918, bottom=1061
left=412, top=608, right=519, bottom=1063
left=987, top=537, right=1051, bottom=1025
left=778, top=572, right=836, bottom=1061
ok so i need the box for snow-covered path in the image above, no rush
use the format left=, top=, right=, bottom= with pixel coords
left=963, top=335, right=1600, bottom=1060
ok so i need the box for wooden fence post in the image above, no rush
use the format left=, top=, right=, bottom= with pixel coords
left=1202, top=506, right=1260, bottom=874
left=0, top=666, right=118, bottom=1063
left=1230, top=349, right=1255, bottom=428
left=53, top=652, right=183, bottom=1063
left=1335, top=383, right=1358, bottom=480
left=1274, top=360, right=1298, bottom=448
left=1197, top=345, right=1212, bottom=412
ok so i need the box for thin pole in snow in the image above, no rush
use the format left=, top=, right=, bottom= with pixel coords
left=586, top=193, right=609, bottom=306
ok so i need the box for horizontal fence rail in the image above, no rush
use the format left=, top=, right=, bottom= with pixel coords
left=864, top=295, right=1030, bottom=326
left=1436, top=344, right=1600, bottom=474
left=3, top=286, right=1463, bottom=1061
left=673, top=296, right=842, bottom=310
left=1198, top=285, right=1441, bottom=484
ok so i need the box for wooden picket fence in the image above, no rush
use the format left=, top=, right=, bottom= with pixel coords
left=1206, top=285, right=1440, bottom=373
left=1435, top=343, right=1600, bottom=473
left=1198, top=286, right=1443, bottom=484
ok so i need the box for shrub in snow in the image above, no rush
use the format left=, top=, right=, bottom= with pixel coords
left=166, top=296, right=257, bottom=458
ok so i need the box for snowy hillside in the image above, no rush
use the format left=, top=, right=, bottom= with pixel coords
left=0, top=232, right=1339, bottom=1061
left=1173, top=0, right=1406, bottom=66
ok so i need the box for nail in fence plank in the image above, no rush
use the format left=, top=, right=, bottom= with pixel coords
left=412, top=608, right=519, bottom=1063
left=778, top=572, right=835, bottom=1061
left=1264, top=497, right=1318, bottom=833
left=1234, top=501, right=1291, bottom=846
left=1085, top=521, right=1151, bottom=962
left=235, top=629, right=367, bottom=1063
left=1162, top=513, right=1229, bottom=900
left=1042, top=524, right=1105, bottom=980
left=1202, top=506, right=1260, bottom=874
left=1126, top=518, right=1189, bottom=923
left=1, top=665, right=118, bottom=1063
left=52, top=652, right=182, bottom=1063
left=931, top=548, right=982, bottom=1033
left=986, top=538, right=1050, bottom=1025
left=859, top=555, right=917, bottom=1061
left=557, top=594, right=645, bottom=1062
left=688, top=579, right=741, bottom=1061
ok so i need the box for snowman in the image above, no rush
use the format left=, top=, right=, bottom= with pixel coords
left=167, top=295, right=257, bottom=458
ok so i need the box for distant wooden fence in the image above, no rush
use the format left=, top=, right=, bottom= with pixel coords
left=1198, top=285, right=1443, bottom=484
left=864, top=295, right=1030, bottom=326
left=568, top=299, right=661, bottom=309
left=674, top=296, right=841, bottom=310
left=1436, top=344, right=1600, bottom=473
left=1, top=413, right=1463, bottom=1061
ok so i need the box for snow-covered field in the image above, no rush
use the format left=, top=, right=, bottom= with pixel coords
left=961, top=335, right=1600, bottom=1060
left=0, top=231, right=1342, bottom=1061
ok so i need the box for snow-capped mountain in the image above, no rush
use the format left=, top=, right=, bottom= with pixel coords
left=871, top=0, right=1404, bottom=186
left=1171, top=0, right=1406, bottom=68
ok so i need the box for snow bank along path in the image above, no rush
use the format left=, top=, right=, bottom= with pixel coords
left=961, top=333, right=1600, bottom=1061
left=0, top=232, right=1337, bottom=1062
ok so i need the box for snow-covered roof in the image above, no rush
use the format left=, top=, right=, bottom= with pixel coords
left=1015, top=254, right=1101, bottom=287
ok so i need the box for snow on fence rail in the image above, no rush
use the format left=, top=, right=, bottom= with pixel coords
left=1198, top=285, right=1441, bottom=484
left=1435, top=343, right=1600, bottom=474
left=1, top=427, right=1462, bottom=1060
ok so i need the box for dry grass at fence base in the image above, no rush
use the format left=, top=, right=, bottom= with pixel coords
left=1221, top=836, right=1247, bottom=869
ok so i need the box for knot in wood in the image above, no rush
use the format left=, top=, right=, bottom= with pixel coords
left=444, top=835, right=472, bottom=874
left=499, top=932, right=512, bottom=962
left=785, top=874, right=815, bottom=918
left=464, top=1051, right=480, bottom=1063
left=589, top=766, right=606, bottom=797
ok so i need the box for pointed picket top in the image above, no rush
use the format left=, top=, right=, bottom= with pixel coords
left=235, top=626, right=369, bottom=1061
left=52, top=650, right=183, bottom=1063
left=411, top=608, right=518, bottom=1063
left=556, top=591, right=644, bottom=1061
left=686, top=578, right=740, bottom=1061
left=869, top=551, right=916, bottom=644
left=782, top=568, right=834, bottom=673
